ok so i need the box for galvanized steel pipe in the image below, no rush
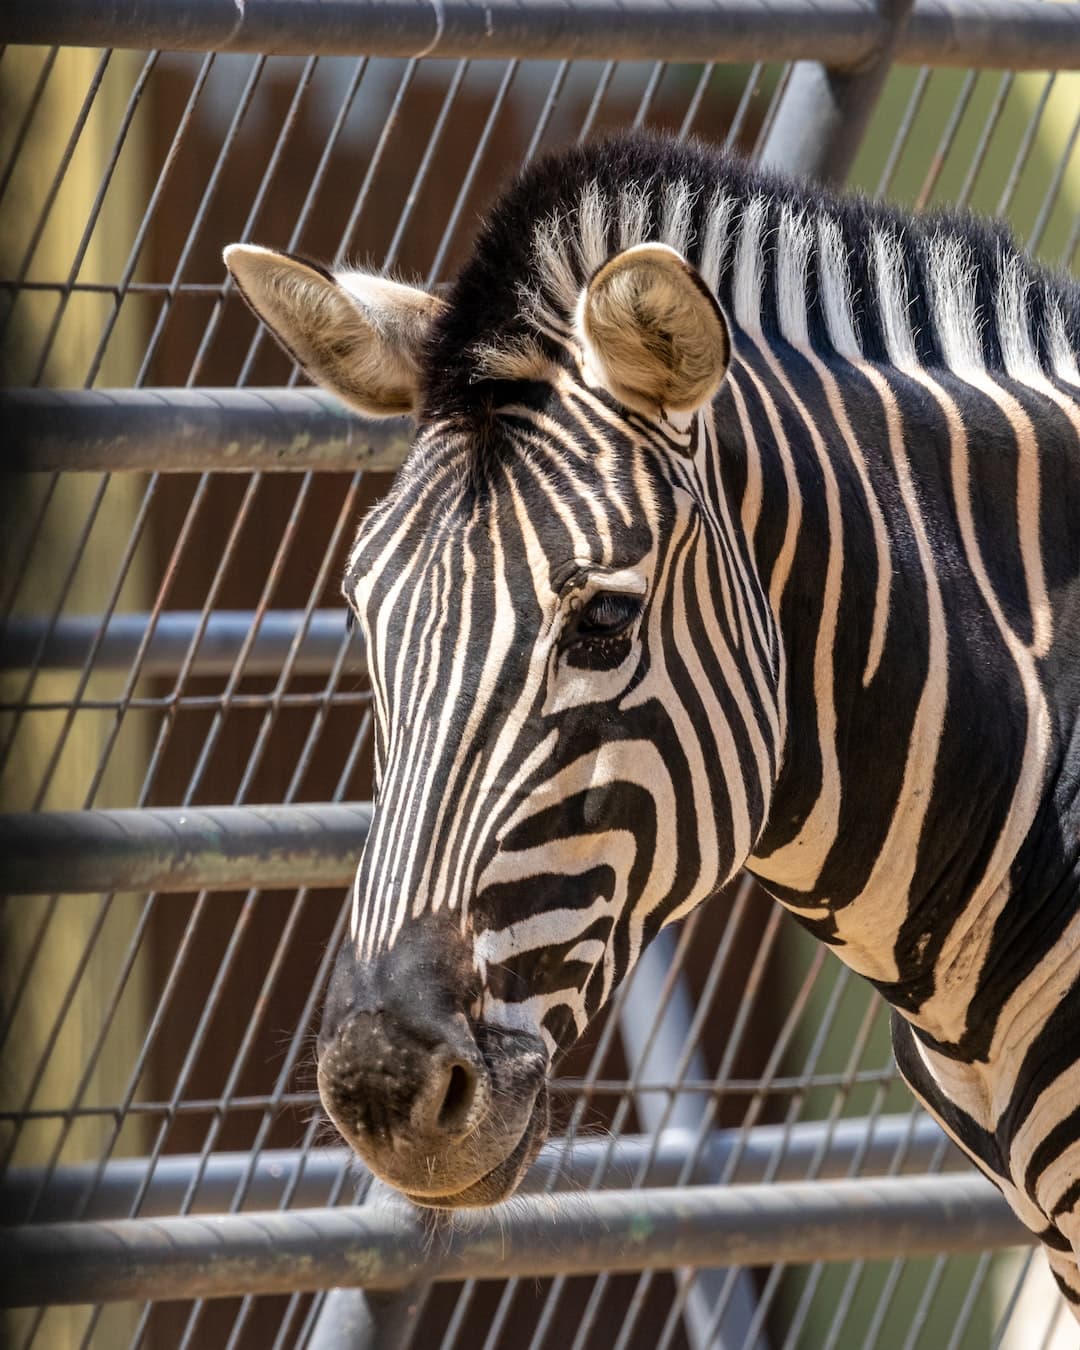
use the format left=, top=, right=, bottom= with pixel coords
left=1, top=610, right=365, bottom=677
left=0, top=1117, right=966, bottom=1223
left=0, top=1175, right=1031, bottom=1307
left=5, top=388, right=411, bottom=474
left=3, top=0, right=1080, bottom=69
left=0, top=803, right=371, bottom=894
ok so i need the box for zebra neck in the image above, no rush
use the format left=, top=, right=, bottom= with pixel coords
left=729, top=321, right=1080, bottom=1053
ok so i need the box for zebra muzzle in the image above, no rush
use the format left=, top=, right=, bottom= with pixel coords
left=316, top=916, right=549, bottom=1206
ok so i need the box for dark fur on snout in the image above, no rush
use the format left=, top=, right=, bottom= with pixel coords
left=317, top=914, right=549, bottom=1206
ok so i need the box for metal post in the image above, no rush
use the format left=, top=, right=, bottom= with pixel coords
left=619, top=928, right=766, bottom=1350
left=761, top=0, right=915, bottom=184
left=306, top=1288, right=427, bottom=1350
left=306, top=1182, right=427, bottom=1350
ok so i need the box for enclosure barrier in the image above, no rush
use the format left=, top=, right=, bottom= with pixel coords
left=5, top=388, right=411, bottom=473
left=7, top=0, right=1080, bottom=66
left=0, top=804, right=372, bottom=894
left=4, top=0, right=1075, bottom=1343
left=0, top=1119, right=973, bottom=1223
left=0, top=1176, right=1032, bottom=1308
left=2, top=610, right=364, bottom=677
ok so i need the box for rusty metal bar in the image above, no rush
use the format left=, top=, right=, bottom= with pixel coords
left=0, top=1117, right=967, bottom=1224
left=4, top=388, right=411, bottom=474
left=0, top=803, right=370, bottom=895
left=4, top=0, right=1080, bottom=68
left=1, top=610, right=364, bottom=677
left=0, top=1175, right=1031, bottom=1308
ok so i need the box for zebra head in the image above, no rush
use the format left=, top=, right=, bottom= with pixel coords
left=224, top=186, right=778, bottom=1206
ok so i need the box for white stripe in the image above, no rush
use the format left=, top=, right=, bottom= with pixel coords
left=576, top=180, right=610, bottom=275
left=660, top=177, right=696, bottom=258
left=776, top=205, right=812, bottom=351
left=873, top=229, right=918, bottom=372
left=618, top=182, right=652, bottom=253
left=698, top=191, right=736, bottom=298
left=733, top=196, right=768, bottom=336
left=816, top=215, right=861, bottom=361
left=1046, top=297, right=1080, bottom=386
left=927, top=235, right=985, bottom=376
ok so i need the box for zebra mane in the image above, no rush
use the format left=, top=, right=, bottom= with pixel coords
left=421, top=132, right=1080, bottom=432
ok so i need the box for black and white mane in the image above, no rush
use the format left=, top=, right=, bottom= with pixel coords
left=423, top=132, right=1080, bottom=430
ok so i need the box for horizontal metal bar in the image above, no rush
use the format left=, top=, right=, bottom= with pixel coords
left=1, top=610, right=365, bottom=676
left=0, top=1174, right=1031, bottom=1307
left=4, top=0, right=1080, bottom=68
left=0, top=803, right=370, bottom=894
left=0, top=1117, right=968, bottom=1223
left=4, top=388, right=411, bottom=474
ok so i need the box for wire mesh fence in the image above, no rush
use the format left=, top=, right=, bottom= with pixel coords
left=1, top=3, right=1079, bottom=1347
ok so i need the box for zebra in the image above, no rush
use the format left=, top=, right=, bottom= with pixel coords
left=224, top=130, right=1080, bottom=1311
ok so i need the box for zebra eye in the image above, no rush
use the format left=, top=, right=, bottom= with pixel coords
left=344, top=607, right=357, bottom=635
left=571, top=591, right=642, bottom=643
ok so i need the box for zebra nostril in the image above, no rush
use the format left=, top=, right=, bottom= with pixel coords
left=434, top=1059, right=480, bottom=1136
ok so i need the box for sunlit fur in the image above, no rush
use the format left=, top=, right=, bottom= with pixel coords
left=325, top=132, right=1080, bottom=1288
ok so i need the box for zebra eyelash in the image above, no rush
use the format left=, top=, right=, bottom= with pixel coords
left=567, top=591, right=642, bottom=643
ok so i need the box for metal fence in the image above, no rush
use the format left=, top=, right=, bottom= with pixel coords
left=1, top=3, right=1079, bottom=1347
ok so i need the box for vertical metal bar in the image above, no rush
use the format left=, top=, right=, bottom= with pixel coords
left=678, top=63, right=717, bottom=142
left=616, top=927, right=766, bottom=1350
left=576, top=61, right=616, bottom=144
left=28, top=49, right=160, bottom=385
left=382, top=61, right=470, bottom=274
left=236, top=56, right=370, bottom=381
left=760, top=0, right=915, bottom=184
left=648, top=935, right=831, bottom=1350
left=476, top=903, right=716, bottom=1350
left=913, top=67, right=980, bottom=210
left=336, top=60, right=419, bottom=265
left=307, top=1288, right=425, bottom=1350
left=133, top=53, right=268, bottom=385
left=0, top=46, right=59, bottom=208
left=990, top=1250, right=1039, bottom=1349
left=875, top=65, right=932, bottom=198
left=942, top=1250, right=994, bottom=1350
left=305, top=1186, right=426, bottom=1350
left=426, top=60, right=519, bottom=287
left=85, top=53, right=218, bottom=386
left=572, top=878, right=772, bottom=1350
left=631, top=61, right=667, bottom=129
left=521, top=60, right=570, bottom=166
left=0, top=47, right=113, bottom=344
left=996, top=73, right=1057, bottom=219
left=1028, top=99, right=1080, bottom=255
left=176, top=473, right=368, bottom=1350
left=956, top=71, right=1014, bottom=207
left=725, top=62, right=768, bottom=152
left=188, top=53, right=321, bottom=383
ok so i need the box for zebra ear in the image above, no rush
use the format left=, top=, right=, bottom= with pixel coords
left=576, top=243, right=729, bottom=416
left=223, top=244, right=445, bottom=417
